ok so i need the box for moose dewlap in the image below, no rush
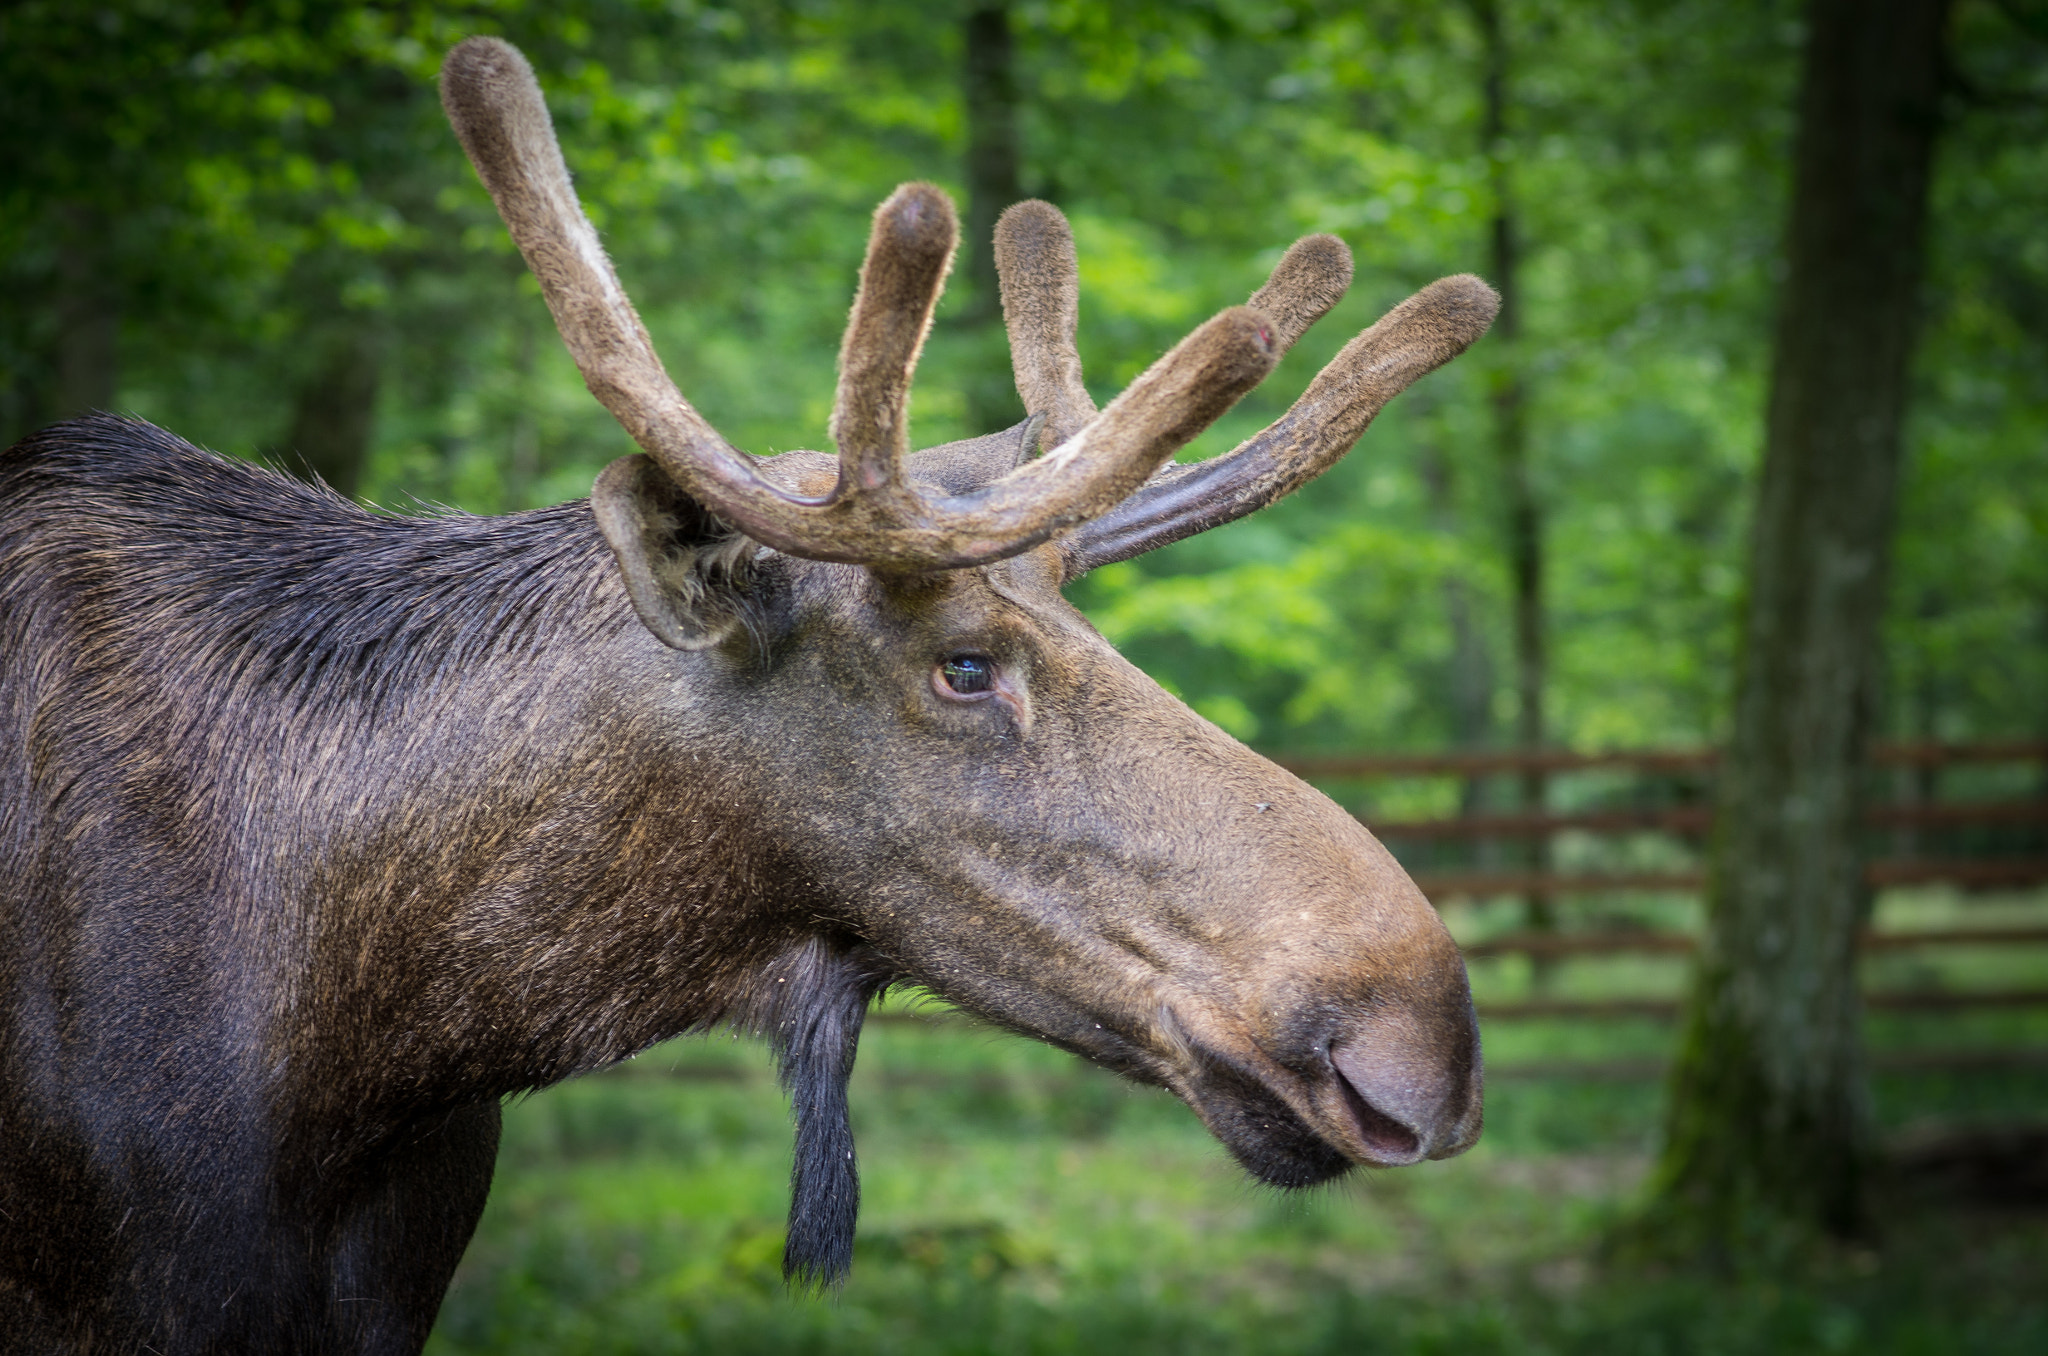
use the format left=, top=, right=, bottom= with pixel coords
left=0, top=34, right=1495, bottom=1356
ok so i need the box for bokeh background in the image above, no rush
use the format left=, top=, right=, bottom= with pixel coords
left=5, top=2, right=2045, bottom=1352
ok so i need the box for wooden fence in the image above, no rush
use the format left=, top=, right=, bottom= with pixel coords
left=1275, top=739, right=2048, bottom=898
left=1271, top=739, right=2048, bottom=1032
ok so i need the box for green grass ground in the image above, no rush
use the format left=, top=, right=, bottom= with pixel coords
left=426, top=1000, right=2048, bottom=1355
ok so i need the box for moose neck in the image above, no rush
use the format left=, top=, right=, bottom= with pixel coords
left=117, top=494, right=837, bottom=1132
left=281, top=648, right=831, bottom=1106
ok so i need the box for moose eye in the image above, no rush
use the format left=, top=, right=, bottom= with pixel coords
left=938, top=654, right=996, bottom=696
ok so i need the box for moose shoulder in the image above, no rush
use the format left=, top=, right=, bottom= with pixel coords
left=0, top=35, right=1495, bottom=1356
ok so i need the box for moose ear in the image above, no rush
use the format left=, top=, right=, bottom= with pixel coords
left=592, top=454, right=755, bottom=651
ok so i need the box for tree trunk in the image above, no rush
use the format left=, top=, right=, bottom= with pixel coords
left=1473, top=0, right=1551, bottom=937
left=1648, top=0, right=1951, bottom=1253
left=1421, top=442, right=1496, bottom=823
left=281, top=320, right=382, bottom=501
left=963, top=3, right=1021, bottom=323
left=54, top=202, right=120, bottom=421
left=961, top=3, right=1026, bottom=433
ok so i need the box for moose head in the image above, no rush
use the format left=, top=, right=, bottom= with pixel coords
left=441, top=36, right=1494, bottom=1285
left=435, top=35, right=1495, bottom=1282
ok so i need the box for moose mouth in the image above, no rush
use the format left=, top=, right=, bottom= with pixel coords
left=1175, top=1055, right=1357, bottom=1188
left=1139, top=1018, right=1480, bottom=1186
left=904, top=963, right=1481, bottom=1185
left=1130, top=999, right=1482, bottom=1188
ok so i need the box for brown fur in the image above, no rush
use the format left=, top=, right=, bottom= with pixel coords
left=1, top=414, right=1480, bottom=1352
left=1247, top=233, right=1356, bottom=355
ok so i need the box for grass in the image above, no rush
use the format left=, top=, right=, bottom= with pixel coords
left=425, top=999, right=2048, bottom=1354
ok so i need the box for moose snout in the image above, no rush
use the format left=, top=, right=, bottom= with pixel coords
left=1325, top=1001, right=1483, bottom=1166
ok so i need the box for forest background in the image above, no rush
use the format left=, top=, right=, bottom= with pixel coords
left=4, top=1, right=2046, bottom=1352
left=8, top=0, right=2042, bottom=761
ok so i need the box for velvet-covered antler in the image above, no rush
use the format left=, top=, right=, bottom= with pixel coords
left=439, top=36, right=1282, bottom=570
left=984, top=201, right=1498, bottom=577
left=991, top=203, right=1360, bottom=458
left=1062, top=275, right=1500, bottom=574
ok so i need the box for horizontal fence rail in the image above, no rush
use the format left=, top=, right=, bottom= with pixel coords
left=1363, top=799, right=2048, bottom=840
left=1260, top=739, right=2048, bottom=905
left=1263, top=739, right=2048, bottom=1040
left=1472, top=989, right=2048, bottom=1020
left=1459, top=924, right=2048, bottom=959
left=1402, top=858, right=2048, bottom=899
left=1270, top=739, right=2048, bottom=780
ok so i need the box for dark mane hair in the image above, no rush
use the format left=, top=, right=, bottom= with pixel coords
left=0, top=414, right=626, bottom=726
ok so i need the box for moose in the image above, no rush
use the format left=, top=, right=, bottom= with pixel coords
left=0, top=36, right=1495, bottom=1355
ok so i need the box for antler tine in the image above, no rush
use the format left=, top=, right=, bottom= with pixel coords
left=443, top=37, right=1286, bottom=571
left=952, top=306, right=1278, bottom=551
left=439, top=39, right=796, bottom=518
left=1248, top=234, right=1354, bottom=356
left=994, top=202, right=1096, bottom=452
left=1064, top=274, right=1501, bottom=575
left=832, top=185, right=957, bottom=495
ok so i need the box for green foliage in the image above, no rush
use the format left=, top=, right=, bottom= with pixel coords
left=5, top=1, right=2040, bottom=765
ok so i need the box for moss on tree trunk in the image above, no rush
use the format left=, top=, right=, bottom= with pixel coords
left=1638, top=0, right=1951, bottom=1260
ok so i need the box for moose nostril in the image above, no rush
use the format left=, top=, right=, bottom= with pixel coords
left=1331, top=1062, right=1422, bottom=1161
left=1329, top=1039, right=1454, bottom=1164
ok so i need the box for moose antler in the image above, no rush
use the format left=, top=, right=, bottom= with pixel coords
left=992, top=204, right=1358, bottom=458
left=1062, top=273, right=1499, bottom=573
left=984, top=203, right=1499, bottom=577
left=993, top=201, right=1096, bottom=452
left=440, top=37, right=1285, bottom=570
